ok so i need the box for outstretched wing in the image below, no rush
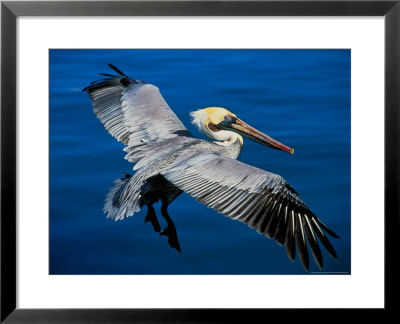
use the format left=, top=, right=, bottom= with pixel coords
left=83, top=64, right=191, bottom=151
left=162, top=153, right=339, bottom=270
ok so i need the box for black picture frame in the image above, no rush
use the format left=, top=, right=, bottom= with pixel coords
left=1, top=0, right=399, bottom=322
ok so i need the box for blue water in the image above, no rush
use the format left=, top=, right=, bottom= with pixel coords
left=49, top=49, right=351, bottom=275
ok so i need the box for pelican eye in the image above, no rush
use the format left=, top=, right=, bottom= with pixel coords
left=223, top=114, right=236, bottom=124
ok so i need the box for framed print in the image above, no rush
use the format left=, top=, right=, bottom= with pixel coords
left=48, top=48, right=350, bottom=276
left=1, top=0, right=399, bottom=322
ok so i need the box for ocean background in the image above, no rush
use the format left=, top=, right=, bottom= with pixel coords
left=49, top=49, right=351, bottom=275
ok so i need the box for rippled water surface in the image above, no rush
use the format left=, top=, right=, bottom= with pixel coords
left=50, top=49, right=351, bottom=274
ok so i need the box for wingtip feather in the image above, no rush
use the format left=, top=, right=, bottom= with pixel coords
left=108, top=63, right=128, bottom=77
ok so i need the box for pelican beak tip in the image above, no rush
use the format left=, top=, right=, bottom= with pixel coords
left=290, top=148, right=295, bottom=155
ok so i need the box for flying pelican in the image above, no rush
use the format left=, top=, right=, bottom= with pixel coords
left=83, top=64, right=339, bottom=270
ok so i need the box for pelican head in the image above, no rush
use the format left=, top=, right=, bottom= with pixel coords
left=190, top=107, right=294, bottom=154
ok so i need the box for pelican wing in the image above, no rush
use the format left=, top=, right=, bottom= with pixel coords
left=83, top=64, right=191, bottom=149
left=162, top=153, right=339, bottom=270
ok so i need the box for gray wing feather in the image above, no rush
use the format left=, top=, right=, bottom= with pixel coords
left=162, top=153, right=338, bottom=270
left=86, top=80, right=131, bottom=144
left=83, top=65, right=191, bottom=165
left=121, top=83, right=190, bottom=149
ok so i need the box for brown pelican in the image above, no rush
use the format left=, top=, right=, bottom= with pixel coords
left=83, top=64, right=339, bottom=270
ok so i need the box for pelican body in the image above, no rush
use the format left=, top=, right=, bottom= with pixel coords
left=83, top=64, right=339, bottom=270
